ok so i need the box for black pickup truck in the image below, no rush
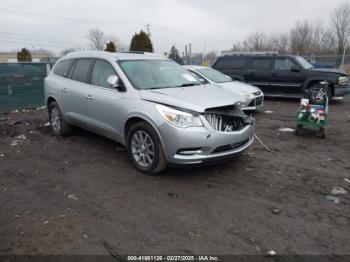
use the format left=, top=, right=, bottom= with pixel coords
left=213, top=54, right=350, bottom=98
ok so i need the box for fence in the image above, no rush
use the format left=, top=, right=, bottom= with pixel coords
left=0, top=63, right=50, bottom=113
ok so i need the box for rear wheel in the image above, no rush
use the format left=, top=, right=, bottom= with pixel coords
left=295, top=125, right=303, bottom=136
left=319, top=127, right=326, bottom=139
left=48, top=101, right=72, bottom=136
left=127, top=122, right=167, bottom=175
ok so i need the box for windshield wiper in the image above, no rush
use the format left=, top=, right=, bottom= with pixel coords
left=178, top=83, right=200, bottom=87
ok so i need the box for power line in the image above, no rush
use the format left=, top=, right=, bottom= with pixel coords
left=0, top=39, right=72, bottom=49
left=0, top=8, right=143, bottom=26
left=0, top=31, right=81, bottom=46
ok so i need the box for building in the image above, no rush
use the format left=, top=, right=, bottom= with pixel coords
left=0, top=52, right=49, bottom=63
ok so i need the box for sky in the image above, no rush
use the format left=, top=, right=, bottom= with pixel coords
left=0, top=0, right=348, bottom=55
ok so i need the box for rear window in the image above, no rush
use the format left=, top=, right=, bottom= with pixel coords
left=71, top=59, right=94, bottom=83
left=53, top=59, right=74, bottom=77
left=250, top=58, right=271, bottom=70
left=214, top=57, right=247, bottom=69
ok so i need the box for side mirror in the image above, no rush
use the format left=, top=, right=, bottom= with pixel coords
left=107, top=75, right=119, bottom=88
left=291, top=66, right=301, bottom=72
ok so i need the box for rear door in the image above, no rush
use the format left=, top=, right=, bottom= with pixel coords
left=245, top=57, right=273, bottom=94
left=271, top=57, right=304, bottom=95
left=62, top=58, right=95, bottom=124
left=213, top=56, right=248, bottom=81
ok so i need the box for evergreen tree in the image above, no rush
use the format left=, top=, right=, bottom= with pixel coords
left=129, top=30, right=153, bottom=52
left=168, top=45, right=183, bottom=64
left=17, top=48, right=32, bottom=62
left=105, top=41, right=117, bottom=52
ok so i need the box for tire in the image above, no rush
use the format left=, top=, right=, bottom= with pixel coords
left=319, top=127, right=326, bottom=139
left=295, top=125, right=303, bottom=136
left=307, top=84, right=331, bottom=103
left=127, top=121, right=167, bottom=175
left=48, top=101, right=72, bottom=136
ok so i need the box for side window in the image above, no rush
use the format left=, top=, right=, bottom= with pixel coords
left=251, top=58, right=271, bottom=70
left=71, top=58, right=94, bottom=83
left=91, top=60, right=117, bottom=88
left=214, top=57, right=247, bottom=69
left=53, top=59, right=74, bottom=77
left=274, top=59, right=296, bottom=70
left=189, top=70, right=208, bottom=84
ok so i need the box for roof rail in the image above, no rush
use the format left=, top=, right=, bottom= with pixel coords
left=121, top=51, right=146, bottom=54
left=221, top=51, right=279, bottom=56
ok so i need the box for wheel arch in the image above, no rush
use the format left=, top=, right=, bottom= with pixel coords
left=124, top=114, right=168, bottom=160
left=303, top=78, right=335, bottom=96
left=46, top=95, right=61, bottom=108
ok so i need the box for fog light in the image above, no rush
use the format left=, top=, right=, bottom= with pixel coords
left=177, top=148, right=203, bottom=155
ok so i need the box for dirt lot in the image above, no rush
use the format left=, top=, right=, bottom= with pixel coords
left=0, top=97, right=350, bottom=257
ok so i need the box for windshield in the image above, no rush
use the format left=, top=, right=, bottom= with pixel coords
left=196, top=68, right=232, bottom=83
left=119, top=60, right=201, bottom=90
left=295, top=56, right=314, bottom=69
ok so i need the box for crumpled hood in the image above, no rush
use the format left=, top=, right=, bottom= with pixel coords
left=219, top=81, right=262, bottom=95
left=139, top=84, right=242, bottom=113
left=309, top=68, right=348, bottom=76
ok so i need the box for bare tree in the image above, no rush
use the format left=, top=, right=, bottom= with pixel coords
left=87, top=28, right=106, bottom=50
left=243, top=31, right=267, bottom=51
left=266, top=33, right=289, bottom=54
left=331, top=2, right=350, bottom=55
left=290, top=20, right=313, bottom=55
left=311, top=22, right=336, bottom=55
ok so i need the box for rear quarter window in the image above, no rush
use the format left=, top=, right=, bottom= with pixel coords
left=214, top=57, right=247, bottom=70
left=53, top=59, right=74, bottom=77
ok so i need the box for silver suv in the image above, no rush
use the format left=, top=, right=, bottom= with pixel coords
left=44, top=51, right=255, bottom=174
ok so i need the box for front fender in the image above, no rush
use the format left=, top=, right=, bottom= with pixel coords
left=123, top=111, right=168, bottom=160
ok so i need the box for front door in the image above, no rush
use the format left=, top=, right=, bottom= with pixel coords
left=270, top=58, right=304, bottom=95
left=86, top=59, right=127, bottom=137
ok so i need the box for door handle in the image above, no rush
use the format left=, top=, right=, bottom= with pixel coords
left=61, top=88, right=68, bottom=93
left=85, top=94, right=93, bottom=100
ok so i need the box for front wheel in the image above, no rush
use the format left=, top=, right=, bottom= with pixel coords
left=48, top=101, right=72, bottom=136
left=127, top=122, right=167, bottom=175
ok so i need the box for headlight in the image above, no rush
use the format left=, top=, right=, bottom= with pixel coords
left=338, top=76, right=348, bottom=86
left=244, top=93, right=255, bottom=98
left=155, top=104, right=203, bottom=128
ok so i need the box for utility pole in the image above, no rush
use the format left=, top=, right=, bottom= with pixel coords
left=341, top=38, right=347, bottom=70
left=203, top=40, right=207, bottom=64
left=145, top=24, right=151, bottom=37
left=189, top=43, right=192, bottom=65
left=185, top=45, right=188, bottom=65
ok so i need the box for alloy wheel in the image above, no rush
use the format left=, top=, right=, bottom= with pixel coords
left=50, top=107, right=62, bottom=132
left=131, top=130, right=155, bottom=168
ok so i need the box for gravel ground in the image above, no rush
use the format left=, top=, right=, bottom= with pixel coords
left=0, top=97, right=349, bottom=257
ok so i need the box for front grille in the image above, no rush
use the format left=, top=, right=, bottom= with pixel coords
left=203, top=113, right=247, bottom=132
left=212, top=138, right=250, bottom=154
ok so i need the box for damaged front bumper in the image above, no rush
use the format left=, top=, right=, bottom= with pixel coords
left=159, top=112, right=255, bottom=165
